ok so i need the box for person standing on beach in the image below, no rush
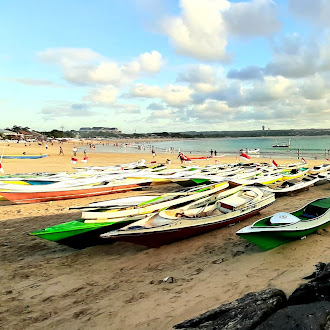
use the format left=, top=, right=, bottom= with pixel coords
left=214, top=150, right=217, bottom=156
left=59, top=146, right=64, bottom=155
left=45, top=143, right=48, bottom=150
left=73, top=146, right=77, bottom=156
left=152, top=148, right=156, bottom=157
left=210, top=149, right=213, bottom=157
left=178, top=152, right=184, bottom=164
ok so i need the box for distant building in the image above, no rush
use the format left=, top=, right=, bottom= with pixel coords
left=79, top=127, right=121, bottom=133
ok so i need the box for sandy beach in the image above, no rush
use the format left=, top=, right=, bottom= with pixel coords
left=0, top=141, right=329, bottom=329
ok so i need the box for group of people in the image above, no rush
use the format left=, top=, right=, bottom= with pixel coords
left=210, top=149, right=217, bottom=157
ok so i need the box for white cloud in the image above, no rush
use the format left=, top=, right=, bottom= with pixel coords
left=160, top=0, right=281, bottom=62
left=289, top=0, right=330, bottom=27
left=224, top=0, right=282, bottom=37
left=161, top=0, right=231, bottom=61
left=87, top=85, right=118, bottom=104
left=38, top=48, right=163, bottom=86
left=130, top=83, right=193, bottom=107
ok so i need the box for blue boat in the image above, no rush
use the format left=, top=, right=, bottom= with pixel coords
left=1, top=154, right=48, bottom=159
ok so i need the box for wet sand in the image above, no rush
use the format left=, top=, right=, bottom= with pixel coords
left=0, top=141, right=329, bottom=329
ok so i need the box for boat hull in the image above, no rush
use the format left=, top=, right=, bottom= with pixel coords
left=31, top=219, right=136, bottom=249
left=107, top=203, right=273, bottom=248
left=238, top=222, right=329, bottom=250
left=0, top=181, right=151, bottom=204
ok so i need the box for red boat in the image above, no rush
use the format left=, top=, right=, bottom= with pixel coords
left=0, top=179, right=152, bottom=204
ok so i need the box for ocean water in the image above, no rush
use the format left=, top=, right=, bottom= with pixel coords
left=83, top=136, right=330, bottom=160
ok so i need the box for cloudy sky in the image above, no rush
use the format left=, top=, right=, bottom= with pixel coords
left=2, top=0, right=330, bottom=133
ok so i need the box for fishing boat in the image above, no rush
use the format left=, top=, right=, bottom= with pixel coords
left=82, top=182, right=229, bottom=220
left=101, top=187, right=275, bottom=248
left=0, top=178, right=152, bottom=204
left=1, top=153, right=48, bottom=159
left=236, top=197, right=330, bottom=250
left=272, top=139, right=291, bottom=148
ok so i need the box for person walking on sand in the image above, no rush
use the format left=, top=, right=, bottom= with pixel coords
left=152, top=148, right=156, bottom=157
left=73, top=146, right=77, bottom=156
left=59, top=146, right=64, bottom=155
left=45, top=143, right=48, bottom=150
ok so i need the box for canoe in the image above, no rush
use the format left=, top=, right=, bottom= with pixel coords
left=82, top=182, right=229, bottom=220
left=101, top=187, right=275, bottom=248
left=0, top=178, right=152, bottom=204
left=1, top=154, right=48, bottom=159
left=236, top=197, right=330, bottom=250
left=30, top=214, right=148, bottom=249
left=255, top=176, right=318, bottom=196
left=309, top=164, right=330, bottom=175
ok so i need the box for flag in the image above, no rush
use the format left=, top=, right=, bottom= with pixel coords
left=240, top=153, right=251, bottom=162
left=71, top=157, right=78, bottom=164
left=81, top=156, right=88, bottom=163
left=301, top=158, right=306, bottom=164
left=272, top=159, right=278, bottom=168
left=0, top=163, right=4, bottom=173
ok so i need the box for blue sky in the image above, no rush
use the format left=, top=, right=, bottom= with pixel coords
left=1, top=0, right=330, bottom=133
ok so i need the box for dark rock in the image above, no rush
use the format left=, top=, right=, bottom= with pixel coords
left=255, top=301, right=330, bottom=330
left=288, top=262, right=330, bottom=305
left=174, top=288, right=287, bottom=330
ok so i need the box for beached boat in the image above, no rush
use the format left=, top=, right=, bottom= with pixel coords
left=1, top=153, right=48, bottom=159
left=101, top=187, right=275, bottom=248
left=255, top=176, right=318, bottom=196
left=236, top=197, right=330, bottom=250
left=0, top=178, right=152, bottom=204
left=309, top=164, right=330, bottom=175
left=30, top=214, right=149, bottom=249
left=82, top=182, right=229, bottom=220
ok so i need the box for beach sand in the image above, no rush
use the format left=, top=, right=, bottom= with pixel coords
left=0, top=141, right=329, bottom=329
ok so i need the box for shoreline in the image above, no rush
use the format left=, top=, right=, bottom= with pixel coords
left=0, top=141, right=329, bottom=329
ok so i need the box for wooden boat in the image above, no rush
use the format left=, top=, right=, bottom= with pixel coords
left=0, top=178, right=152, bottom=204
left=30, top=214, right=149, bottom=249
left=101, top=187, right=275, bottom=248
left=1, top=153, right=48, bottom=159
left=236, top=197, right=330, bottom=250
left=82, top=182, right=229, bottom=220
left=255, top=176, right=318, bottom=196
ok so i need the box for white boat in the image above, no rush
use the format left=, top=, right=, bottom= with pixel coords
left=101, top=187, right=275, bottom=247
left=82, top=182, right=229, bottom=220
left=309, top=164, right=330, bottom=175
left=256, top=176, right=319, bottom=196
left=272, top=139, right=291, bottom=148
left=247, top=149, right=260, bottom=154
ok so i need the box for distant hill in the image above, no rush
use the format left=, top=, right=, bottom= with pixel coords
left=179, top=129, right=330, bottom=138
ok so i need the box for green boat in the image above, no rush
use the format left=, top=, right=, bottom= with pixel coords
left=236, top=197, right=330, bottom=250
left=30, top=215, right=144, bottom=249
